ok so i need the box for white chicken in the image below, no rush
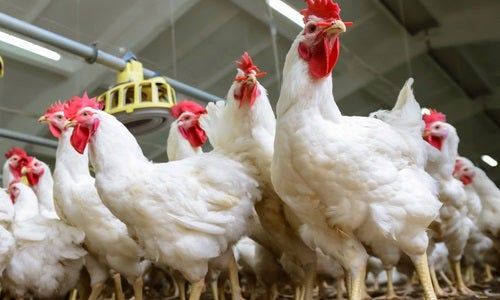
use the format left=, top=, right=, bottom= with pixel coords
left=368, top=77, right=435, bottom=299
left=200, top=52, right=318, bottom=300
left=62, top=93, right=261, bottom=300
left=2, top=147, right=28, bottom=187
left=166, top=100, right=250, bottom=300
left=271, top=2, right=441, bottom=300
left=38, top=100, right=151, bottom=300
left=422, top=110, right=475, bottom=295
left=454, top=155, right=499, bottom=282
left=0, top=187, right=15, bottom=277
left=166, top=100, right=207, bottom=161
left=20, top=155, right=59, bottom=219
left=3, top=180, right=86, bottom=299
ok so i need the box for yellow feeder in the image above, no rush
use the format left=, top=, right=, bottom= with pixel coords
left=97, top=54, right=176, bottom=135
left=0, top=55, right=4, bottom=78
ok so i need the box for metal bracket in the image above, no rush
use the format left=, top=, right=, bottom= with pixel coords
left=85, top=41, right=99, bottom=64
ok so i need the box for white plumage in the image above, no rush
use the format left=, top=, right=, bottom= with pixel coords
left=39, top=103, right=151, bottom=300
left=271, top=3, right=440, bottom=300
left=63, top=94, right=261, bottom=299
left=3, top=181, right=86, bottom=299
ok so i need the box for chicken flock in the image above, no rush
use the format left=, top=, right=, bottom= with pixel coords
left=1, top=1, right=500, bottom=300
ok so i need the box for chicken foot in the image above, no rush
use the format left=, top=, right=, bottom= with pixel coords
left=409, top=253, right=437, bottom=300
left=450, top=260, right=476, bottom=295
left=484, top=264, right=494, bottom=282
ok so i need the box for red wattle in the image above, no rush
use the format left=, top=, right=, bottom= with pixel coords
left=309, top=36, right=340, bottom=79
left=460, top=175, right=473, bottom=185
left=49, top=124, right=62, bottom=138
left=70, top=123, right=93, bottom=154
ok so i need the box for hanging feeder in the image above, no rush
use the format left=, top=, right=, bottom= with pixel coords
left=97, top=53, right=176, bottom=135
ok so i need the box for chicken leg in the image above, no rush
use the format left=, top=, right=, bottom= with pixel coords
left=189, top=280, right=205, bottom=300
left=227, top=250, right=244, bottom=300
left=112, top=273, right=126, bottom=300
left=88, top=283, right=105, bottom=300
left=409, top=253, right=437, bottom=300
left=450, top=260, right=475, bottom=295
left=132, top=274, right=144, bottom=300
left=484, top=264, right=494, bottom=282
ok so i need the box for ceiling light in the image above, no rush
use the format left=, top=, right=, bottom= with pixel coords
left=267, top=0, right=304, bottom=28
left=481, top=155, right=498, bottom=167
left=0, top=30, right=61, bottom=61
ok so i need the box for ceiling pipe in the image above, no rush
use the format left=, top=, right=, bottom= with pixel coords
left=0, top=12, right=225, bottom=103
left=0, top=128, right=58, bottom=149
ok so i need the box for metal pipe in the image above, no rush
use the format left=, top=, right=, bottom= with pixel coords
left=0, top=12, right=225, bottom=103
left=0, top=129, right=58, bottom=149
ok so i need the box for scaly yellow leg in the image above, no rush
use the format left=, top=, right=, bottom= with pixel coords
left=88, top=282, right=104, bottom=300
left=451, top=260, right=475, bottom=295
left=385, top=268, right=398, bottom=299
left=210, top=278, right=220, bottom=300
left=484, top=264, right=493, bottom=282
left=228, top=251, right=244, bottom=300
left=350, top=266, right=366, bottom=300
left=68, top=288, right=78, bottom=300
left=189, top=280, right=205, bottom=300
left=410, top=253, right=437, bottom=300
left=133, top=274, right=144, bottom=300
left=112, top=273, right=125, bottom=300
left=429, top=266, right=447, bottom=297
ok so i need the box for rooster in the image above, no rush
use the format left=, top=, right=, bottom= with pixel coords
left=422, top=110, right=475, bottom=295
left=200, top=52, right=318, bottom=300
left=38, top=100, right=151, bottom=300
left=63, top=93, right=261, bottom=300
left=166, top=100, right=208, bottom=161
left=271, top=1, right=441, bottom=300
left=3, top=179, right=86, bottom=299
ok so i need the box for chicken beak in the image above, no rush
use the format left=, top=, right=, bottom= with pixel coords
left=324, top=20, right=348, bottom=35
left=64, top=119, right=77, bottom=129
left=38, top=115, right=47, bottom=123
left=21, top=166, right=30, bottom=175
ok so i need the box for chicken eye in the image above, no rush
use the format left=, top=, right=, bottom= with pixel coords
left=434, top=125, right=440, bottom=130
left=82, top=111, right=89, bottom=117
left=308, top=25, right=317, bottom=33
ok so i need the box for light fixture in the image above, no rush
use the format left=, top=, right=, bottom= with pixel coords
left=267, top=0, right=304, bottom=28
left=481, top=155, right=498, bottom=167
left=0, top=30, right=61, bottom=61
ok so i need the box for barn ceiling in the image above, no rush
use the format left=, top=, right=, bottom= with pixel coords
left=0, top=0, right=499, bottom=185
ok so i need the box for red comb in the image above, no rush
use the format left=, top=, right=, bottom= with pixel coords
left=5, top=147, right=27, bottom=159
left=301, top=0, right=341, bottom=23
left=235, top=52, right=267, bottom=82
left=45, top=100, right=66, bottom=115
left=170, top=100, right=207, bottom=119
left=423, top=109, right=447, bottom=127
left=65, top=92, right=103, bottom=118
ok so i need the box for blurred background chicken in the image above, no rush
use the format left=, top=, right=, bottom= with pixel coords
left=422, top=109, right=475, bottom=295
